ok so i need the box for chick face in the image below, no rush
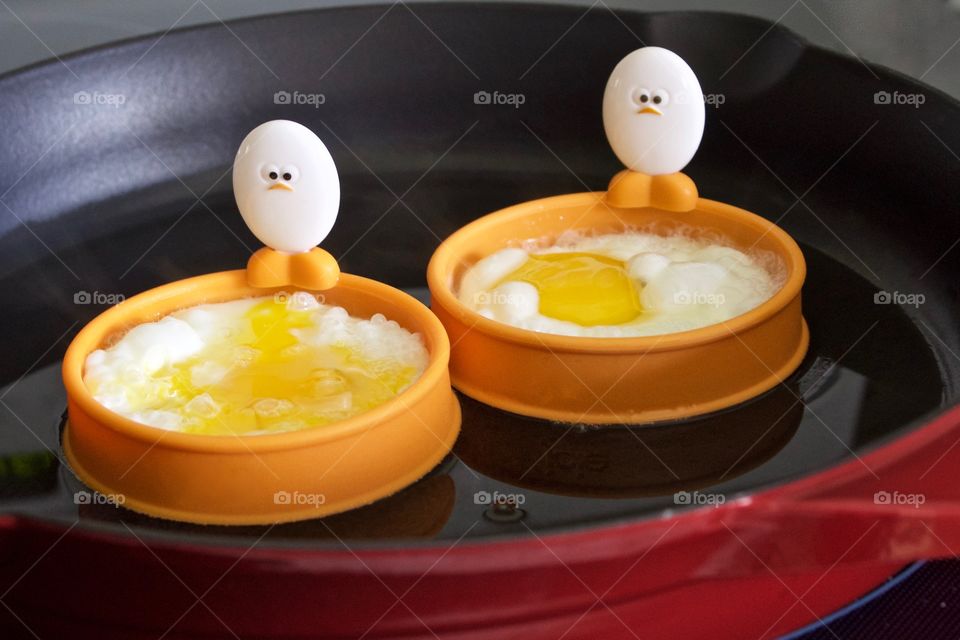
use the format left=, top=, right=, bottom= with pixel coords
left=233, top=120, right=340, bottom=253
left=602, top=47, right=705, bottom=175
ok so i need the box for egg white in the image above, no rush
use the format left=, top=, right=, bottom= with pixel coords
left=83, top=293, right=428, bottom=432
left=458, top=232, right=784, bottom=337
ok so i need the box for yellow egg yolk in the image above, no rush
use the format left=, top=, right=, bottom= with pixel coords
left=144, top=299, right=420, bottom=435
left=497, top=252, right=643, bottom=326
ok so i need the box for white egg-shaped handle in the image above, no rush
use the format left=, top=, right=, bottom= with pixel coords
left=233, top=119, right=340, bottom=254
left=602, top=47, right=705, bottom=176
left=234, top=120, right=342, bottom=290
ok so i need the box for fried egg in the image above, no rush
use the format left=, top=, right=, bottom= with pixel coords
left=83, top=293, right=429, bottom=435
left=458, top=232, right=783, bottom=337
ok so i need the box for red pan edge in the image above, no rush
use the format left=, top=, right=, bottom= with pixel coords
left=1, top=402, right=958, bottom=638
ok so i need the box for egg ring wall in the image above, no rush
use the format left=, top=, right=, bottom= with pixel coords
left=427, top=192, right=807, bottom=424
left=62, top=271, right=461, bottom=525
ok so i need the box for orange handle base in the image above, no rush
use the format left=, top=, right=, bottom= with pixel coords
left=246, top=247, right=340, bottom=290
left=604, top=169, right=698, bottom=212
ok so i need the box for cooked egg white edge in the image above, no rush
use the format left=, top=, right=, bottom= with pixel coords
left=457, top=233, right=784, bottom=337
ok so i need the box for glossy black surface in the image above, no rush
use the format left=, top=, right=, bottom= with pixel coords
left=0, top=4, right=958, bottom=547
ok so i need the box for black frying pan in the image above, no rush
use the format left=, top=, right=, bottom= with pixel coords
left=0, top=4, right=958, bottom=638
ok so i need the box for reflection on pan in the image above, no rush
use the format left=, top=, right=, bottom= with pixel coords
left=63, top=446, right=457, bottom=541
left=455, top=384, right=802, bottom=498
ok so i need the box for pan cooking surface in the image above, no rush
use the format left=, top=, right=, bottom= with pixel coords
left=0, top=188, right=952, bottom=547
left=0, top=5, right=958, bottom=547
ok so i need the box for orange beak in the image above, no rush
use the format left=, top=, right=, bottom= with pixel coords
left=638, top=106, right=662, bottom=116
left=268, top=183, right=294, bottom=192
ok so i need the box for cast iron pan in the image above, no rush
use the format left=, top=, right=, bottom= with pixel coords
left=0, top=4, right=959, bottom=639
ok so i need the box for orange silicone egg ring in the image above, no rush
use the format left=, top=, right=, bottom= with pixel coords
left=426, top=192, right=808, bottom=425
left=61, top=270, right=461, bottom=525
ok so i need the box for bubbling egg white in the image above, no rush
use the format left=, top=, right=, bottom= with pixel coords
left=83, top=293, right=429, bottom=435
left=457, top=231, right=785, bottom=337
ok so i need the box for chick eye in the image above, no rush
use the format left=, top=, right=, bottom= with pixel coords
left=261, top=164, right=280, bottom=182
left=280, top=165, right=300, bottom=183
left=653, top=89, right=670, bottom=106
left=632, top=88, right=651, bottom=106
